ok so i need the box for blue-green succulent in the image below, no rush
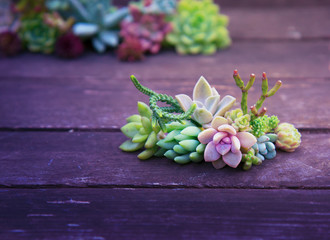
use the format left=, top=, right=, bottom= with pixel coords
left=252, top=133, right=277, bottom=161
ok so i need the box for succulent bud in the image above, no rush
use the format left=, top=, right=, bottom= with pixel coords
left=275, top=123, right=301, bottom=152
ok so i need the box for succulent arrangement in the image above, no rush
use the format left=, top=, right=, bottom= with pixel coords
left=120, top=70, right=301, bottom=170
left=166, top=0, right=231, bottom=55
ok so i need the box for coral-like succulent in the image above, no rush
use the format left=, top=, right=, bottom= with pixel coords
left=252, top=134, right=277, bottom=161
left=157, top=121, right=205, bottom=164
left=19, top=16, right=58, bottom=53
left=55, top=32, right=84, bottom=58
left=251, top=115, right=279, bottom=138
left=0, top=31, right=22, bottom=57
left=130, top=76, right=197, bottom=132
left=275, top=123, right=301, bottom=152
left=120, top=102, right=164, bottom=160
left=120, top=6, right=172, bottom=55
left=176, top=76, right=236, bottom=127
left=166, top=0, right=231, bottom=55
left=225, top=108, right=251, bottom=132
left=71, top=1, right=129, bottom=53
left=117, top=36, right=144, bottom=62
left=198, top=116, right=257, bottom=169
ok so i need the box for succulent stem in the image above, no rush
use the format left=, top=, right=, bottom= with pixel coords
left=130, top=75, right=196, bottom=132
left=233, top=70, right=256, bottom=115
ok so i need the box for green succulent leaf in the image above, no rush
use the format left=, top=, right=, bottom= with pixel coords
left=119, top=140, right=144, bottom=152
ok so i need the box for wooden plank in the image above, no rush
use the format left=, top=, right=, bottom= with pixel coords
left=0, top=76, right=329, bottom=129
left=0, top=41, right=329, bottom=79
left=0, top=188, right=329, bottom=239
left=0, top=132, right=328, bottom=188
left=225, top=7, right=330, bottom=40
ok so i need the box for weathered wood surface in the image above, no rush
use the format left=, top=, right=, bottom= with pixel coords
left=1, top=41, right=329, bottom=79
left=0, top=132, right=328, bottom=188
left=0, top=76, right=329, bottom=129
left=0, top=189, right=329, bottom=240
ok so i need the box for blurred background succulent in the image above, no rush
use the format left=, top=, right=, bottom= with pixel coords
left=166, top=0, right=231, bottom=55
left=131, top=0, right=177, bottom=15
left=55, top=32, right=84, bottom=58
left=157, top=121, right=205, bottom=164
left=120, top=102, right=164, bottom=160
left=117, top=36, right=144, bottom=61
left=275, top=123, right=301, bottom=152
left=0, top=31, right=22, bottom=57
left=119, top=4, right=172, bottom=59
left=14, top=0, right=47, bottom=19
left=68, top=0, right=129, bottom=53
left=176, top=76, right=236, bottom=127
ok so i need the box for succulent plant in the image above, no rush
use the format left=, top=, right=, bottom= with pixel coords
left=250, top=115, right=279, bottom=138
left=19, top=16, right=58, bottom=53
left=166, top=0, right=231, bottom=55
left=68, top=0, right=129, bottom=53
left=241, top=148, right=262, bottom=171
left=14, top=0, right=47, bottom=19
left=175, top=76, right=236, bottom=127
left=120, top=101, right=164, bottom=160
left=157, top=121, right=205, bottom=164
left=275, top=123, right=301, bottom=152
left=198, top=116, right=257, bottom=169
left=225, top=108, right=251, bottom=132
left=130, top=76, right=197, bottom=132
left=43, top=12, right=74, bottom=33
left=252, top=133, right=277, bottom=161
left=0, top=31, right=22, bottom=57
left=117, top=36, right=144, bottom=62
left=55, top=32, right=84, bottom=58
left=120, top=5, right=172, bottom=55
left=131, top=0, right=177, bottom=15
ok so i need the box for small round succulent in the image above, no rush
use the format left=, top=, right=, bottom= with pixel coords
left=19, top=16, right=58, bottom=54
left=198, top=116, right=257, bottom=169
left=252, top=134, right=277, bottom=161
left=157, top=121, right=205, bottom=164
left=275, top=123, right=301, bottom=152
left=225, top=108, right=251, bottom=132
left=241, top=148, right=262, bottom=171
left=117, top=36, right=145, bottom=62
left=55, top=32, right=84, bottom=59
left=0, top=31, right=22, bottom=57
left=120, top=102, right=164, bottom=160
left=175, top=76, right=236, bottom=127
left=166, top=0, right=231, bottom=55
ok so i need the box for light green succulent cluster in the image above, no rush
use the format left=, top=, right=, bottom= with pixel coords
left=166, top=0, right=231, bottom=55
left=225, top=108, right=251, bottom=132
left=119, top=102, right=163, bottom=160
left=250, top=115, right=279, bottom=138
left=252, top=134, right=277, bottom=161
left=19, top=16, right=58, bottom=54
left=157, top=121, right=205, bottom=164
left=275, top=123, right=301, bottom=152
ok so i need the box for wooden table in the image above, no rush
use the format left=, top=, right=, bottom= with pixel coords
left=0, top=1, right=329, bottom=239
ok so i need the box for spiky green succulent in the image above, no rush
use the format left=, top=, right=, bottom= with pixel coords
left=225, top=108, right=251, bottom=132
left=252, top=133, right=277, bottom=162
left=119, top=101, right=163, bottom=160
left=19, top=16, right=58, bottom=53
left=166, top=0, right=231, bottom=55
left=250, top=115, right=279, bottom=138
left=157, top=121, right=205, bottom=164
left=275, top=123, right=301, bottom=152
left=55, top=0, right=129, bottom=53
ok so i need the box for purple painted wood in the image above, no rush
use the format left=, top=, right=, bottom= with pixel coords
left=0, top=42, right=329, bottom=79
left=0, top=132, right=328, bottom=188
left=0, top=189, right=329, bottom=239
left=0, top=76, right=328, bottom=129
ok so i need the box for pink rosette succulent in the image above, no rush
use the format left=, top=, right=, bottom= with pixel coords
left=198, top=116, right=257, bottom=169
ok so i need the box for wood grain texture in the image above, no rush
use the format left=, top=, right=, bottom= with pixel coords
left=0, top=41, right=329, bottom=79
left=0, top=76, right=329, bottom=129
left=0, top=188, right=329, bottom=239
left=0, top=132, right=328, bottom=188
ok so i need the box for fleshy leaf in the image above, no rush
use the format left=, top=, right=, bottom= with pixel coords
left=236, top=132, right=257, bottom=149
left=137, top=101, right=152, bottom=118
left=126, top=114, right=141, bottom=123
left=145, top=131, right=158, bottom=149
left=121, top=122, right=142, bottom=138
left=193, top=76, right=213, bottom=104
left=175, top=94, right=193, bottom=112
left=190, top=152, right=203, bottom=162
left=141, top=117, right=152, bottom=133
left=212, top=158, right=226, bottom=169
left=138, top=146, right=158, bottom=160
left=198, top=128, right=217, bottom=144
left=179, top=139, right=200, bottom=152
left=174, top=154, right=191, bottom=164
left=119, top=140, right=144, bottom=152
left=222, top=151, right=242, bottom=168
left=211, top=116, right=228, bottom=129
left=214, top=95, right=236, bottom=117
left=204, top=95, right=220, bottom=115
left=204, top=141, right=221, bottom=162
left=180, top=126, right=201, bottom=137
